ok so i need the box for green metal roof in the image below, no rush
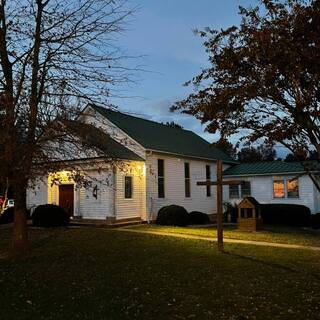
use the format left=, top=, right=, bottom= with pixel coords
left=66, top=121, right=144, bottom=162
left=91, top=105, right=236, bottom=163
left=224, top=161, right=307, bottom=176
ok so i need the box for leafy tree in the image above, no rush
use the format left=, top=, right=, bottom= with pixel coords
left=237, top=143, right=276, bottom=162
left=0, top=0, right=134, bottom=256
left=212, top=137, right=237, bottom=159
left=173, top=0, right=320, bottom=159
left=284, top=149, right=317, bottom=161
left=284, top=153, right=298, bottom=162
left=237, top=147, right=262, bottom=163
left=163, top=121, right=183, bottom=129
left=257, top=144, right=277, bottom=161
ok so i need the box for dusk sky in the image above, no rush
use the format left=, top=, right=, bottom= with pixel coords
left=109, top=0, right=287, bottom=157
left=109, top=0, right=253, bottom=137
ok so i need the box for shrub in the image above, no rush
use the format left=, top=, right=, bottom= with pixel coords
left=311, top=213, right=320, bottom=230
left=156, top=205, right=189, bottom=226
left=223, top=202, right=238, bottom=223
left=189, top=211, right=210, bottom=225
left=0, top=207, right=14, bottom=224
left=260, top=204, right=311, bottom=227
left=32, top=204, right=69, bottom=227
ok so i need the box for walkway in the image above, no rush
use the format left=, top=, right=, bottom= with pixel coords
left=117, top=227, right=320, bottom=252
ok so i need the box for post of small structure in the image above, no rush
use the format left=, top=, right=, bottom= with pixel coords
left=216, top=160, right=223, bottom=252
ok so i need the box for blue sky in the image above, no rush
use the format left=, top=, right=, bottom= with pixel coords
left=109, top=0, right=288, bottom=157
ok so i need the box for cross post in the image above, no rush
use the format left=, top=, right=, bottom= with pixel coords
left=197, top=159, right=242, bottom=252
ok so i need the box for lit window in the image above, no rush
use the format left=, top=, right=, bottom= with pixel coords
left=125, top=176, right=133, bottom=199
left=184, top=162, right=191, bottom=198
left=287, top=178, right=299, bottom=198
left=273, top=180, right=285, bottom=198
left=229, top=185, right=240, bottom=199
left=241, top=181, right=251, bottom=197
left=158, top=159, right=165, bottom=198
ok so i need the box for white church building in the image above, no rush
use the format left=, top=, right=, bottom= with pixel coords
left=27, top=104, right=237, bottom=223
left=27, top=105, right=320, bottom=223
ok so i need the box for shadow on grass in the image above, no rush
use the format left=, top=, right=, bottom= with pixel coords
left=223, top=250, right=320, bottom=280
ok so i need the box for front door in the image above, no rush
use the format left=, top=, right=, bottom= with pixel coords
left=59, top=184, right=74, bottom=216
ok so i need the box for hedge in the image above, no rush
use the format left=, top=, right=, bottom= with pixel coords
left=260, top=203, right=311, bottom=227
left=32, top=204, right=69, bottom=227
left=156, top=205, right=189, bottom=226
left=189, top=211, right=210, bottom=225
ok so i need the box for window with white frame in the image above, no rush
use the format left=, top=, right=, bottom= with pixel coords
left=124, top=176, right=133, bottom=199
left=241, top=181, right=251, bottom=197
left=206, top=165, right=211, bottom=197
left=229, top=185, right=240, bottom=199
left=229, top=181, right=251, bottom=199
left=184, top=162, right=191, bottom=198
left=158, top=159, right=165, bottom=198
left=273, top=178, right=299, bottom=199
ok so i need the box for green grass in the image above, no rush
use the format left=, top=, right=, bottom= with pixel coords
left=127, top=224, right=320, bottom=247
left=1, top=227, right=320, bottom=319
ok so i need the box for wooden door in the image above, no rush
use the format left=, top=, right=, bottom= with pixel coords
left=59, top=184, right=74, bottom=216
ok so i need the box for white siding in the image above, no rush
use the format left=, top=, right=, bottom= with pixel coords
left=146, top=153, right=222, bottom=220
left=224, top=174, right=318, bottom=213
left=26, top=178, right=48, bottom=208
left=80, top=106, right=146, bottom=159
left=115, top=161, right=146, bottom=220
left=78, top=169, right=115, bottom=219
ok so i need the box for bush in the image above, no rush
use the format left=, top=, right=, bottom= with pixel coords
left=260, top=204, right=311, bottom=227
left=189, top=211, right=210, bottom=225
left=223, top=203, right=238, bottom=223
left=156, top=205, right=189, bottom=226
left=0, top=208, right=31, bottom=224
left=0, top=207, right=14, bottom=224
left=32, top=204, right=69, bottom=227
left=311, top=213, right=320, bottom=230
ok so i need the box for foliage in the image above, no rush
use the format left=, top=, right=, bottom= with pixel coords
left=0, top=207, right=14, bottom=224
left=212, top=137, right=237, bottom=159
left=260, top=204, right=311, bottom=227
left=284, top=150, right=318, bottom=161
left=188, top=211, right=210, bottom=225
left=162, top=121, right=183, bottom=129
left=311, top=213, right=320, bottom=229
left=32, top=204, right=69, bottom=227
left=223, top=202, right=238, bottom=223
left=156, top=205, right=189, bottom=226
left=0, top=0, right=134, bottom=253
left=237, top=143, right=276, bottom=162
left=173, top=0, right=320, bottom=159
left=0, top=207, right=30, bottom=224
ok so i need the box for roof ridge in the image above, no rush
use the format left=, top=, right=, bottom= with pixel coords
left=88, top=103, right=236, bottom=163
left=92, top=104, right=193, bottom=133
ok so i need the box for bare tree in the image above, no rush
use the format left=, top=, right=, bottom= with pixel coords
left=0, top=0, right=135, bottom=256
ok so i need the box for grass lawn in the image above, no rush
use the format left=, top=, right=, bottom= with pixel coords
left=1, top=227, right=320, bottom=320
left=127, top=224, right=320, bottom=247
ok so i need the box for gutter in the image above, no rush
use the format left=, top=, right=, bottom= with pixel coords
left=146, top=149, right=238, bottom=165
left=223, top=171, right=311, bottom=178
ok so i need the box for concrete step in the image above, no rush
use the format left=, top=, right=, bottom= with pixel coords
left=70, top=218, right=145, bottom=228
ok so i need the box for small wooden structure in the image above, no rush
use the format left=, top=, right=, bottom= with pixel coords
left=237, top=197, right=262, bottom=231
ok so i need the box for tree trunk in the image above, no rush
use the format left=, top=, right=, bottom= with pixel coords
left=12, top=184, right=29, bottom=256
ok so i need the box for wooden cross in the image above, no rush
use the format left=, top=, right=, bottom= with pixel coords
left=197, top=160, right=242, bottom=252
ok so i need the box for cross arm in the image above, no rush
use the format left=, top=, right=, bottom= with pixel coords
left=197, top=180, right=243, bottom=186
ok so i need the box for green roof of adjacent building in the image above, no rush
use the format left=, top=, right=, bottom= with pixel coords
left=92, top=105, right=236, bottom=163
left=223, top=161, right=314, bottom=176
